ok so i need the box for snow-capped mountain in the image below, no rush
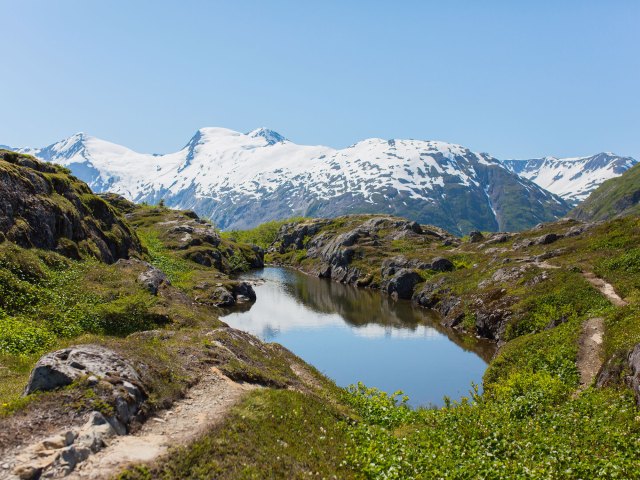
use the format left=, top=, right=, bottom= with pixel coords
left=502, top=153, right=637, bottom=205
left=12, top=128, right=571, bottom=234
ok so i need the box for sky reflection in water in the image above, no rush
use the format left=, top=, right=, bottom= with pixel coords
left=223, top=267, right=493, bottom=407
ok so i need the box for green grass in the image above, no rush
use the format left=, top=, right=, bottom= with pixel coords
left=116, top=389, right=359, bottom=480
left=0, top=242, right=171, bottom=406
left=136, top=229, right=194, bottom=286
left=342, top=383, right=640, bottom=479
left=505, top=270, right=612, bottom=340
left=0, top=246, right=167, bottom=357
left=221, top=216, right=307, bottom=249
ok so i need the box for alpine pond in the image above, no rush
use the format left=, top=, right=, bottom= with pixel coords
left=223, top=267, right=494, bottom=407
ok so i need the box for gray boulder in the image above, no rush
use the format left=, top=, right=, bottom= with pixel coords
left=212, top=287, right=236, bottom=307
left=429, top=257, right=454, bottom=272
left=412, top=279, right=446, bottom=308
left=76, top=411, right=117, bottom=452
left=382, top=268, right=423, bottom=299
left=24, top=345, right=141, bottom=395
left=231, top=281, right=257, bottom=302
left=382, top=256, right=453, bottom=278
left=534, top=233, right=561, bottom=245
left=469, top=231, right=484, bottom=243
left=485, top=233, right=512, bottom=244
left=137, top=264, right=170, bottom=295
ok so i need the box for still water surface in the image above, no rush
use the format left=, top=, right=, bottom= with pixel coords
left=223, top=267, right=494, bottom=407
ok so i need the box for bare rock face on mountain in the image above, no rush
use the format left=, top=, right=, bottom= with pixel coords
left=0, top=150, right=140, bottom=263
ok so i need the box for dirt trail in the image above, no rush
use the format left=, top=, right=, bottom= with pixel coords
left=532, top=260, right=560, bottom=270
left=576, top=317, right=605, bottom=391
left=582, top=272, right=628, bottom=307
left=67, top=367, right=253, bottom=480
left=2, top=368, right=253, bottom=480
left=575, top=273, right=626, bottom=393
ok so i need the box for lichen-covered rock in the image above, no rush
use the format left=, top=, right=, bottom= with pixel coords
left=76, top=411, right=117, bottom=453
left=24, top=345, right=141, bottom=395
left=535, top=233, right=561, bottom=245
left=485, top=232, right=512, bottom=244
left=211, top=287, right=236, bottom=307
left=137, top=264, right=171, bottom=295
left=514, top=232, right=562, bottom=249
left=381, top=268, right=423, bottom=300
left=0, top=150, right=140, bottom=263
left=382, top=256, right=453, bottom=278
left=412, top=279, right=446, bottom=308
left=274, top=219, right=330, bottom=253
left=185, top=248, right=223, bottom=269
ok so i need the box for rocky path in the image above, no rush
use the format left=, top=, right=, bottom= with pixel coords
left=576, top=317, right=605, bottom=391
left=575, top=273, right=626, bottom=392
left=582, top=272, right=628, bottom=307
left=67, top=367, right=252, bottom=480
left=3, top=368, right=253, bottom=480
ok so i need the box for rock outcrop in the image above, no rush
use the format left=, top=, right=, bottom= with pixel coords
left=381, top=269, right=423, bottom=299
left=272, top=216, right=454, bottom=290
left=0, top=150, right=140, bottom=263
left=24, top=345, right=142, bottom=396
left=194, top=281, right=257, bottom=307
left=137, top=263, right=171, bottom=295
left=14, top=346, right=149, bottom=478
left=128, top=207, right=264, bottom=273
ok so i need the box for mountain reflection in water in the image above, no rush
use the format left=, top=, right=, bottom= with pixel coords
left=223, top=267, right=495, bottom=406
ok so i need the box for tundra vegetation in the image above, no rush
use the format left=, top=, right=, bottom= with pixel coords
left=1, top=150, right=639, bottom=478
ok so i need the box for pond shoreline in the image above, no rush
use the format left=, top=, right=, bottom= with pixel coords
left=223, top=266, right=494, bottom=407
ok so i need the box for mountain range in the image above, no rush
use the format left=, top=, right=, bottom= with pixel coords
left=502, top=153, right=637, bottom=204
left=9, top=129, right=636, bottom=235
left=569, top=162, right=640, bottom=222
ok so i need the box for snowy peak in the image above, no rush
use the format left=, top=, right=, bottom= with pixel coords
left=9, top=127, right=573, bottom=235
left=502, top=153, right=638, bottom=204
left=247, top=127, right=287, bottom=145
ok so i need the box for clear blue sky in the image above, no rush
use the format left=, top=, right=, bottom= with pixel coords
left=1, top=1, right=638, bottom=159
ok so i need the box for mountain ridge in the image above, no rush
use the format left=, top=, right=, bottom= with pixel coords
left=7, top=128, right=615, bottom=234
left=502, top=153, right=637, bottom=204
left=569, top=162, right=640, bottom=221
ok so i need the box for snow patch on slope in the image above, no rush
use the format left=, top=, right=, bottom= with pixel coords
left=502, top=153, right=637, bottom=203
